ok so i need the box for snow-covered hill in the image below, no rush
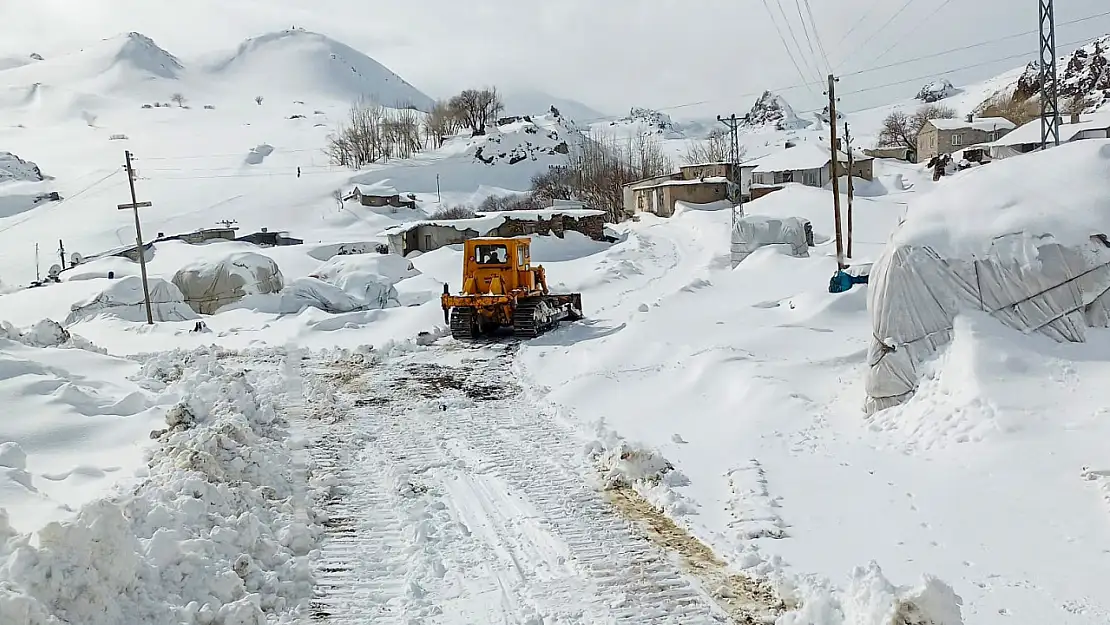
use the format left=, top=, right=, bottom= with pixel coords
left=501, top=88, right=608, bottom=124
left=0, top=152, right=44, bottom=184
left=0, top=32, right=181, bottom=94
left=742, top=90, right=812, bottom=131
left=0, top=29, right=434, bottom=120
left=200, top=29, right=434, bottom=111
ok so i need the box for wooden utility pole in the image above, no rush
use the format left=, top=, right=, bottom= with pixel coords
left=58, top=239, right=66, bottom=271
left=120, top=150, right=155, bottom=324
left=436, top=174, right=442, bottom=203
left=827, top=74, right=845, bottom=270
left=34, top=243, right=40, bottom=282
left=844, top=122, right=855, bottom=259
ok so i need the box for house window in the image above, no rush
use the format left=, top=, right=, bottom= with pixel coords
left=951, top=134, right=962, bottom=146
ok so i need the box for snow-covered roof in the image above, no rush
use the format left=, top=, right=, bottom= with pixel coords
left=655, top=176, right=730, bottom=187
left=989, top=112, right=1110, bottom=147
left=752, top=144, right=843, bottom=173
left=892, top=139, right=1110, bottom=258
left=926, top=117, right=1016, bottom=132
left=380, top=208, right=603, bottom=236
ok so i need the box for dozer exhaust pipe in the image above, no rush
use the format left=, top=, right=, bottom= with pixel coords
left=442, top=283, right=450, bottom=323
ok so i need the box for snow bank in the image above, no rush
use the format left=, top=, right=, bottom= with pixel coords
left=0, top=348, right=323, bottom=624
left=65, top=276, right=199, bottom=324
left=172, top=253, right=284, bottom=315
left=584, top=423, right=697, bottom=517
left=866, top=140, right=1110, bottom=412
left=783, top=563, right=963, bottom=625
left=0, top=329, right=158, bottom=534
left=309, top=253, right=418, bottom=286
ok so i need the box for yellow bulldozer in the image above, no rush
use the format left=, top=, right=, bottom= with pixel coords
left=441, top=237, right=583, bottom=340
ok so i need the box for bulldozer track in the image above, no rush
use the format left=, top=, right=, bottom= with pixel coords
left=294, top=345, right=770, bottom=624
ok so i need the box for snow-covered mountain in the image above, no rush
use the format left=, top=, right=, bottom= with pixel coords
left=980, top=35, right=1110, bottom=113
left=201, top=29, right=434, bottom=111
left=604, top=107, right=686, bottom=139
left=0, top=29, right=434, bottom=116
left=500, top=89, right=608, bottom=125
left=742, top=91, right=811, bottom=131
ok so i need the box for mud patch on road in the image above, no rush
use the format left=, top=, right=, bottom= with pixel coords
left=606, top=486, right=787, bottom=624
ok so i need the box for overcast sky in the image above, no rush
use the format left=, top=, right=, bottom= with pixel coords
left=2, top=0, right=1109, bottom=119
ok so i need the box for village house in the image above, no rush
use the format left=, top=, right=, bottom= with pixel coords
left=987, top=111, right=1110, bottom=160
left=916, top=115, right=1015, bottom=163
left=383, top=208, right=608, bottom=256
left=347, top=185, right=417, bottom=210
left=623, top=161, right=747, bottom=218
left=748, top=144, right=874, bottom=200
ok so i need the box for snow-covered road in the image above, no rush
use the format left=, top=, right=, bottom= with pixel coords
left=293, top=343, right=781, bottom=625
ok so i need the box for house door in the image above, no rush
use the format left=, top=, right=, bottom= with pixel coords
left=653, top=189, right=662, bottom=214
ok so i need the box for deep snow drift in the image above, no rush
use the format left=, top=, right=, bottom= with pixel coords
left=0, top=347, right=323, bottom=624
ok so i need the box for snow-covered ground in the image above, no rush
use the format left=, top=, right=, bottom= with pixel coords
left=2, top=17, right=1110, bottom=625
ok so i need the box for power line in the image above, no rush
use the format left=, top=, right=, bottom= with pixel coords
left=872, top=0, right=956, bottom=63
left=843, top=33, right=1103, bottom=97
left=803, top=0, right=833, bottom=74
left=832, top=0, right=885, bottom=54
left=775, top=0, right=824, bottom=84
left=760, top=0, right=825, bottom=98
left=0, top=170, right=122, bottom=235
left=835, top=0, right=916, bottom=72
left=849, top=7, right=1110, bottom=79
left=794, top=0, right=830, bottom=76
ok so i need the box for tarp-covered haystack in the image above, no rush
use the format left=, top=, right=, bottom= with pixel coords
left=866, top=140, right=1110, bottom=414
left=65, top=276, right=199, bottom=324
left=731, top=215, right=812, bottom=265
left=172, top=252, right=283, bottom=315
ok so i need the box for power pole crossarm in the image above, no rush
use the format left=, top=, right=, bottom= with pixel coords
left=827, top=74, right=846, bottom=270
left=120, top=150, right=155, bottom=324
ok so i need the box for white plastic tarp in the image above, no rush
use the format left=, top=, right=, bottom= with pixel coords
left=65, top=276, right=199, bottom=324
left=731, top=215, right=810, bottom=265
left=278, top=277, right=369, bottom=314
left=865, top=236, right=1110, bottom=414
left=172, top=252, right=284, bottom=315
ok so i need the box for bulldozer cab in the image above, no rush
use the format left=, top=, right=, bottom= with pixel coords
left=461, top=237, right=533, bottom=295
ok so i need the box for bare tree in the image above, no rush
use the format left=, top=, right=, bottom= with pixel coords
left=326, top=98, right=427, bottom=168
left=326, top=98, right=385, bottom=169
left=331, top=188, right=344, bottom=211
left=448, top=87, right=504, bottom=136
left=877, top=104, right=957, bottom=151
left=1065, top=93, right=1090, bottom=115
left=255, top=95, right=264, bottom=105
left=422, top=99, right=463, bottom=148
left=531, top=130, right=673, bottom=222
left=170, top=93, right=186, bottom=108
left=681, top=128, right=740, bottom=166
left=979, top=94, right=1040, bottom=126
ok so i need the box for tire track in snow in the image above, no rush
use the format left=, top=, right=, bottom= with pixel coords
left=303, top=344, right=752, bottom=624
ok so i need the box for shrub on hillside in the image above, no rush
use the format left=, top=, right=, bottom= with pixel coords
left=478, top=194, right=543, bottom=212
left=430, top=205, right=477, bottom=220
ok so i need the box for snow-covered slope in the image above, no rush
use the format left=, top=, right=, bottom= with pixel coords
left=201, top=29, right=434, bottom=110
left=0, top=152, right=44, bottom=184
left=0, top=32, right=181, bottom=95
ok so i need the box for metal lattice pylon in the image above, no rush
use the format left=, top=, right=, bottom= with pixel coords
left=1039, top=0, right=1061, bottom=148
